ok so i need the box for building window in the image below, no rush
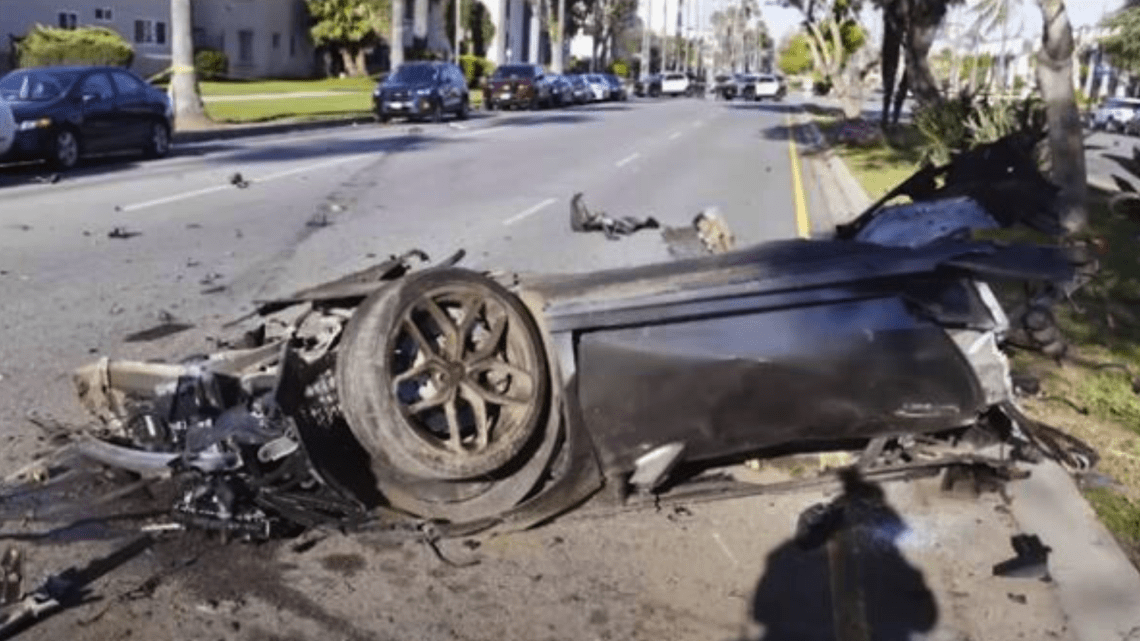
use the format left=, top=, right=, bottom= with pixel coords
left=134, top=19, right=167, bottom=45
left=238, top=29, right=254, bottom=64
left=58, top=12, right=78, bottom=29
left=94, top=7, right=113, bottom=21
left=272, top=33, right=281, bottom=49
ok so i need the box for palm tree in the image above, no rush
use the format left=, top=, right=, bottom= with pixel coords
left=971, top=0, right=1022, bottom=90
left=170, top=0, right=209, bottom=128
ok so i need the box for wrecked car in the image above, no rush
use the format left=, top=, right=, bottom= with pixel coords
left=34, top=133, right=1096, bottom=540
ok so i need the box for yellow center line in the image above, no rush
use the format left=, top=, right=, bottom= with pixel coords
left=786, top=114, right=811, bottom=239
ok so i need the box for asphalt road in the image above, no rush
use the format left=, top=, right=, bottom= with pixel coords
left=0, top=97, right=1089, bottom=641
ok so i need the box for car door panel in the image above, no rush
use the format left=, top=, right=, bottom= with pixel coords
left=77, top=72, right=117, bottom=152
left=110, top=71, right=153, bottom=147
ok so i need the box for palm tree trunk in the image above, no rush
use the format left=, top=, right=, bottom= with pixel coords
left=170, top=0, right=209, bottom=128
left=553, top=0, right=565, bottom=71
left=1035, top=0, right=1086, bottom=233
left=392, top=0, right=406, bottom=68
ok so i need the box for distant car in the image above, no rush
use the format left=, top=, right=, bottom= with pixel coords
left=0, top=65, right=172, bottom=170
left=634, top=74, right=662, bottom=98
left=602, top=74, right=628, bottom=101
left=1090, top=97, right=1140, bottom=133
left=548, top=75, right=575, bottom=107
left=752, top=74, right=786, bottom=101
left=373, top=61, right=469, bottom=123
left=660, top=72, right=690, bottom=97
left=713, top=74, right=737, bottom=100
left=484, top=64, right=552, bottom=110
left=567, top=75, right=592, bottom=104
left=584, top=74, right=609, bottom=101
left=0, top=98, right=14, bottom=159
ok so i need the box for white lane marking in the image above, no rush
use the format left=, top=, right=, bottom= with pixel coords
left=120, top=153, right=375, bottom=212
left=503, top=197, right=556, bottom=225
left=668, top=131, right=682, bottom=140
left=615, top=152, right=641, bottom=168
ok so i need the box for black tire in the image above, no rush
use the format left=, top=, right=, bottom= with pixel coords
left=485, top=97, right=495, bottom=111
left=337, top=268, right=551, bottom=482
left=143, top=120, right=171, bottom=159
left=457, top=97, right=469, bottom=120
left=529, top=94, right=540, bottom=111
left=378, top=113, right=391, bottom=124
left=50, top=127, right=80, bottom=170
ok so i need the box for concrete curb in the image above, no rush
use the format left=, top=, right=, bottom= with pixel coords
left=793, top=111, right=872, bottom=234
left=172, top=115, right=378, bottom=145
left=1009, top=460, right=1140, bottom=641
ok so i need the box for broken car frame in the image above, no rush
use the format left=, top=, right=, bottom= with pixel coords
left=6, top=133, right=1099, bottom=544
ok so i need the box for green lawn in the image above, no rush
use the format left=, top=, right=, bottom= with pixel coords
left=204, top=93, right=374, bottom=123
left=817, top=113, right=1140, bottom=566
left=198, top=76, right=379, bottom=96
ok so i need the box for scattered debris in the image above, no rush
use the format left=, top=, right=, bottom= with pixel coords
left=201, top=285, right=227, bottom=295
left=33, top=173, right=61, bottom=184
left=186, top=223, right=202, bottom=230
left=993, top=534, right=1051, bottom=580
left=569, top=193, right=659, bottom=239
left=199, top=272, right=223, bottom=287
left=0, top=536, right=153, bottom=638
left=694, top=209, right=735, bottom=253
left=307, top=213, right=332, bottom=228
left=0, top=548, right=21, bottom=606
left=123, top=322, right=195, bottom=343
left=229, top=173, right=250, bottom=189
left=6, top=225, right=31, bottom=232
left=108, top=227, right=141, bottom=240
left=1007, top=592, right=1027, bottom=605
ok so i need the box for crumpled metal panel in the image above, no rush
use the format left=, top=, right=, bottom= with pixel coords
left=855, top=196, right=999, bottom=248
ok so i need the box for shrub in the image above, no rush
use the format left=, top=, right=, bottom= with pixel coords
left=17, top=24, right=133, bottom=68
left=914, top=94, right=1046, bottom=166
left=459, top=55, right=493, bottom=88
left=609, top=61, right=629, bottom=77
left=195, top=48, right=228, bottom=80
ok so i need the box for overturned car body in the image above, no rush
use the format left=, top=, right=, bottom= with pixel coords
left=62, top=134, right=1094, bottom=538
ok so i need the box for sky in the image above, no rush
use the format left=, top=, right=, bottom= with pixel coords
left=639, top=0, right=1130, bottom=47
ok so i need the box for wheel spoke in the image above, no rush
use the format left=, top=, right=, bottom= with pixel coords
left=466, top=313, right=507, bottom=363
left=422, top=297, right=460, bottom=358
left=401, top=316, right=438, bottom=359
left=455, top=295, right=485, bottom=350
left=408, top=391, right=449, bottom=415
left=459, top=383, right=490, bottom=451
left=443, top=397, right=464, bottom=453
left=466, top=379, right=532, bottom=408
left=467, top=360, right=535, bottom=391
left=392, top=360, right=435, bottom=387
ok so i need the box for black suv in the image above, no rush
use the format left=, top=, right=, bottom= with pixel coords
left=373, top=61, right=470, bottom=123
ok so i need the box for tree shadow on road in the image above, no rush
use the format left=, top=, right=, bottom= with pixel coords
left=490, top=113, right=598, bottom=127
left=722, top=103, right=800, bottom=114
left=738, top=469, right=938, bottom=641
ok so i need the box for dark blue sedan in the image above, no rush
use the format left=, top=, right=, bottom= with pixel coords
left=0, top=65, right=173, bottom=170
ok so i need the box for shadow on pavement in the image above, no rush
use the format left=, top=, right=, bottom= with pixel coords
left=739, top=469, right=938, bottom=641
left=723, top=103, right=800, bottom=114
left=0, top=152, right=152, bottom=189
left=490, top=113, right=597, bottom=127
left=206, top=130, right=471, bottom=164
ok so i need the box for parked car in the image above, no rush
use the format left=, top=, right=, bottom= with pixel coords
left=634, top=74, right=662, bottom=97
left=584, top=74, right=610, bottom=101
left=484, top=64, right=553, bottom=110
left=1090, top=97, right=1140, bottom=132
left=373, top=61, right=469, bottom=123
left=548, top=74, right=576, bottom=107
left=0, top=66, right=172, bottom=170
left=660, top=72, right=690, bottom=97
left=713, top=73, right=737, bottom=100
left=751, top=74, right=786, bottom=101
left=0, top=98, right=14, bottom=160
left=602, top=74, right=628, bottom=101
left=567, top=74, right=592, bottom=104
left=686, top=73, right=707, bottom=97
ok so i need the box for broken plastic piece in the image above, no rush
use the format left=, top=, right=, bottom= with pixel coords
left=992, top=533, right=1051, bottom=580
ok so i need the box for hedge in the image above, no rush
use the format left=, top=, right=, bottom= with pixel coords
left=17, top=25, right=133, bottom=68
left=459, top=55, right=494, bottom=88
left=195, top=49, right=228, bottom=80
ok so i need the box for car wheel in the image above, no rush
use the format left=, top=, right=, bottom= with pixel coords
left=457, top=97, right=469, bottom=120
left=485, top=98, right=495, bottom=111
left=337, top=268, right=551, bottom=482
left=50, top=128, right=80, bottom=170
left=529, top=94, right=540, bottom=111
left=144, top=121, right=171, bottom=159
left=378, top=113, right=391, bottom=124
